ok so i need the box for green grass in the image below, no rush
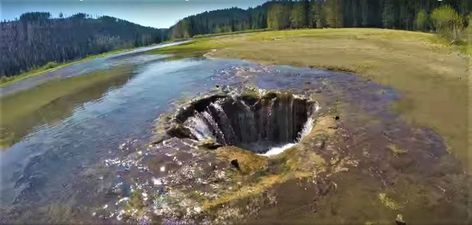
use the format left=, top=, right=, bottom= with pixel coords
left=146, top=38, right=226, bottom=57
left=0, top=47, right=134, bottom=87
left=1, top=62, right=63, bottom=86
left=192, top=28, right=269, bottom=38
left=0, top=65, right=134, bottom=148
left=151, top=28, right=470, bottom=172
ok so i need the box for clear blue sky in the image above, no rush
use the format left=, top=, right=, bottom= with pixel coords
left=1, top=0, right=268, bottom=28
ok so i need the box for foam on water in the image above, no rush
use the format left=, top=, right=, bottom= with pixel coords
left=261, top=143, right=297, bottom=156
left=261, top=115, right=315, bottom=156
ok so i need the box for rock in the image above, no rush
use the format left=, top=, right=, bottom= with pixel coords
left=198, top=139, right=222, bottom=149
left=110, top=179, right=130, bottom=197
left=231, top=159, right=241, bottom=170
left=314, top=138, right=326, bottom=149
left=221, top=85, right=231, bottom=93
left=216, top=146, right=268, bottom=175
left=395, top=214, right=406, bottom=225
left=167, top=125, right=193, bottom=139
left=151, top=136, right=166, bottom=145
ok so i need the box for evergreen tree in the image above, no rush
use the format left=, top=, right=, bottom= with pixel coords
left=290, top=2, right=307, bottom=28
left=1, top=12, right=166, bottom=77
left=167, top=0, right=470, bottom=39
left=360, top=0, right=369, bottom=27
left=303, top=0, right=311, bottom=27
left=324, top=0, right=343, bottom=28
left=415, top=9, right=429, bottom=31
left=431, top=5, right=465, bottom=42
left=268, top=3, right=290, bottom=30
left=312, top=0, right=326, bottom=28
left=5, top=0, right=471, bottom=78
left=382, top=0, right=397, bottom=28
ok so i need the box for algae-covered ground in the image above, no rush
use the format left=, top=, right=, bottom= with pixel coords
left=149, top=28, right=470, bottom=172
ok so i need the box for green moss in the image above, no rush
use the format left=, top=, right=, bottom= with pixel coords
left=201, top=174, right=286, bottom=210
left=378, top=193, right=402, bottom=210
left=126, top=190, right=145, bottom=212
left=186, top=190, right=207, bottom=203
left=387, top=144, right=408, bottom=157
left=216, top=146, right=269, bottom=175
left=240, top=86, right=261, bottom=99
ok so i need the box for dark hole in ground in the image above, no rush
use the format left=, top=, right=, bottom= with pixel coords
left=169, top=91, right=316, bottom=153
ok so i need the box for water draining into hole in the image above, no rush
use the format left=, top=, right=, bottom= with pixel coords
left=169, top=91, right=318, bottom=154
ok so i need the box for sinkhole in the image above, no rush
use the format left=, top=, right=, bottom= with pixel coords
left=168, top=91, right=317, bottom=154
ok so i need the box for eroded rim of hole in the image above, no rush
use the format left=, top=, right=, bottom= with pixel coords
left=165, top=89, right=319, bottom=154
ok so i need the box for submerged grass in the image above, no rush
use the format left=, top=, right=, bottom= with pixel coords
left=0, top=66, right=134, bottom=148
left=202, top=174, right=285, bottom=211
left=387, top=144, right=408, bottom=157
left=152, top=28, right=470, bottom=171
left=216, top=146, right=268, bottom=175
left=378, top=193, right=402, bottom=211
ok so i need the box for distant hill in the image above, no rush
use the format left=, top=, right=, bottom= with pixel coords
left=169, top=0, right=469, bottom=39
left=0, top=12, right=167, bottom=77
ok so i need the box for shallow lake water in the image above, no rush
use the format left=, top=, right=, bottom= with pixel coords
left=0, top=55, right=251, bottom=222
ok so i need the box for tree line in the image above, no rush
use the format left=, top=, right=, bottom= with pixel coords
left=169, top=0, right=470, bottom=40
left=1, top=1, right=469, bottom=78
left=0, top=12, right=167, bottom=77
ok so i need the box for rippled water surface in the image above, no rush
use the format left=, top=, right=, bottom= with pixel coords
left=0, top=55, right=250, bottom=222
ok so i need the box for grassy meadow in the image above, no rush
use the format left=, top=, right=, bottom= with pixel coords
left=0, top=48, right=135, bottom=87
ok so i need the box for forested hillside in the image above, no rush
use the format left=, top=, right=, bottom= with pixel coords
left=170, top=6, right=268, bottom=38
left=0, top=12, right=167, bottom=77
left=2, top=1, right=469, bottom=78
left=169, top=0, right=470, bottom=39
